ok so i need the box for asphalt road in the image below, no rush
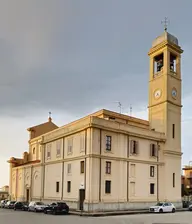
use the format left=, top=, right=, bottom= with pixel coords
left=0, top=209, right=191, bottom=224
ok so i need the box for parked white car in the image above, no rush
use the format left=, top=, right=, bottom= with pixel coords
left=149, top=202, right=176, bottom=213
left=188, top=203, right=192, bottom=211
left=28, top=201, right=46, bottom=212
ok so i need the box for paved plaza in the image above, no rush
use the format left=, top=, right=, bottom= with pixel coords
left=0, top=209, right=192, bottom=224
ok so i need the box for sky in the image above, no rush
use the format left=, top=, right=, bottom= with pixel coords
left=1, top=0, right=192, bottom=186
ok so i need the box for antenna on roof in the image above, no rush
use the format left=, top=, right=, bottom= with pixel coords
left=48, top=111, right=52, bottom=122
left=114, top=101, right=122, bottom=114
left=130, top=104, right=132, bottom=116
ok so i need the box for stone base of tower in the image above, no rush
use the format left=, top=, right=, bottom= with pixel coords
left=83, top=200, right=183, bottom=212
left=173, top=200, right=183, bottom=209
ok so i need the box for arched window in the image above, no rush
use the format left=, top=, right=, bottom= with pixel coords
left=33, top=148, right=35, bottom=154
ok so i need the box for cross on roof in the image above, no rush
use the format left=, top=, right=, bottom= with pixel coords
left=161, top=17, right=169, bottom=31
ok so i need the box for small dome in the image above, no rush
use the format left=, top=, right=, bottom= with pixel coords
left=152, top=31, right=178, bottom=47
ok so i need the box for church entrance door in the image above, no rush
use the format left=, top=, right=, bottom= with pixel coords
left=26, top=189, right=30, bottom=202
left=79, top=189, right=85, bottom=210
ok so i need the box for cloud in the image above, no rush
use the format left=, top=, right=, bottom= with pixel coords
left=1, top=0, right=192, bottom=118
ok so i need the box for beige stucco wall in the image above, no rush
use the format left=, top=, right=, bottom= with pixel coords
left=63, top=160, right=85, bottom=200
left=90, top=128, right=160, bottom=203
left=44, top=163, right=62, bottom=200
left=163, top=154, right=181, bottom=201
left=32, top=166, right=42, bottom=199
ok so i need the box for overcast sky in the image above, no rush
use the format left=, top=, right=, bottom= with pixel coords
left=1, top=0, right=192, bottom=186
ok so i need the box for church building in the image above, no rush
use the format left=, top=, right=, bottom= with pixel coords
left=8, top=28, right=183, bottom=212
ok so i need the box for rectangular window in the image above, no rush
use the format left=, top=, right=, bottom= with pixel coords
left=109, top=117, right=115, bottom=120
left=56, top=181, right=59, bottom=193
left=150, top=144, right=157, bottom=157
left=150, top=166, right=155, bottom=177
left=80, top=161, right=85, bottom=174
left=80, top=134, right=85, bottom=151
left=105, top=161, right=111, bottom=174
left=130, top=182, right=135, bottom=196
left=172, top=124, right=175, bottom=139
left=67, top=164, right=71, bottom=174
left=150, top=183, right=155, bottom=194
left=106, top=136, right=112, bottom=151
left=47, top=144, right=51, bottom=159
left=130, top=140, right=139, bottom=154
left=67, top=137, right=73, bottom=154
left=67, top=181, right=71, bottom=193
left=56, top=139, right=61, bottom=157
left=130, top=164, right=136, bottom=177
left=173, top=173, right=175, bottom=188
left=105, top=180, right=111, bottom=194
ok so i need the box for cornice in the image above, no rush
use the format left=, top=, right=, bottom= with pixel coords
left=40, top=117, right=166, bottom=144
left=148, top=41, right=183, bottom=56
left=149, top=73, right=182, bottom=82
left=90, top=123, right=166, bottom=142
left=148, top=100, right=182, bottom=109
left=11, top=154, right=164, bottom=170
left=163, top=150, right=182, bottom=156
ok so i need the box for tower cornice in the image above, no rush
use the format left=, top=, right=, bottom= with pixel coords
left=148, top=40, right=183, bottom=56
left=148, top=100, right=182, bottom=109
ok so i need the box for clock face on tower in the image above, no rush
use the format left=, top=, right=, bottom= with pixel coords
left=172, top=88, right=177, bottom=99
left=154, top=89, right=162, bottom=99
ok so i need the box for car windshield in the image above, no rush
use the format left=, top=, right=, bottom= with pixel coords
left=10, top=201, right=16, bottom=204
left=36, top=202, right=44, bottom=205
left=155, top=202, right=163, bottom=206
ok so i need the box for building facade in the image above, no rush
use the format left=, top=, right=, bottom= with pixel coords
left=0, top=186, right=9, bottom=200
left=8, top=29, right=183, bottom=212
left=182, top=163, right=192, bottom=195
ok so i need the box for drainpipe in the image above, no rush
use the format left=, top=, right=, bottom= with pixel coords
left=99, top=129, right=102, bottom=202
left=61, top=137, right=65, bottom=201
left=16, top=169, right=18, bottom=201
left=127, top=135, right=130, bottom=201
left=157, top=142, right=160, bottom=202
left=84, top=129, right=87, bottom=211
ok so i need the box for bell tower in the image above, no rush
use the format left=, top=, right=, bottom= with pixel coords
left=148, top=23, right=183, bottom=204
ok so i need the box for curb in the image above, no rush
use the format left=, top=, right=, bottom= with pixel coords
left=69, top=209, right=189, bottom=217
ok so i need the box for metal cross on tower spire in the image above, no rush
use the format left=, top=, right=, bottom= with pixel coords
left=161, top=17, right=169, bottom=31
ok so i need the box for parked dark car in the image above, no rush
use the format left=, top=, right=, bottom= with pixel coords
left=14, top=202, right=29, bottom=211
left=5, top=201, right=16, bottom=209
left=44, top=202, right=69, bottom=215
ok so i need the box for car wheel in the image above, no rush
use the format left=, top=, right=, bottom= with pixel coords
left=159, top=208, right=163, bottom=213
left=53, top=210, right=56, bottom=215
left=44, top=210, right=47, bottom=214
left=172, top=208, right=175, bottom=213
